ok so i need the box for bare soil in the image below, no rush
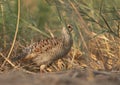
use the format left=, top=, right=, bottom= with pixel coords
left=0, top=68, right=120, bottom=85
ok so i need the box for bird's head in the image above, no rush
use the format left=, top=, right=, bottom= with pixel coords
left=62, top=24, right=73, bottom=34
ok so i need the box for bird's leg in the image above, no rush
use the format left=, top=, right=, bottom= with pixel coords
left=40, top=64, right=46, bottom=73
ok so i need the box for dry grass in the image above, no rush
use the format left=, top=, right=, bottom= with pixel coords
left=0, top=0, right=120, bottom=74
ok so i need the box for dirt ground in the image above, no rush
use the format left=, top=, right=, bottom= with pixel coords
left=0, top=68, right=120, bottom=85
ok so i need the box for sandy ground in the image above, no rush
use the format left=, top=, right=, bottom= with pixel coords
left=0, top=68, right=120, bottom=85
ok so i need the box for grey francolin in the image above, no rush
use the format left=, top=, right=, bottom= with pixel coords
left=12, top=24, right=73, bottom=71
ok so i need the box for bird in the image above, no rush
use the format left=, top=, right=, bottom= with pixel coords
left=12, top=24, right=73, bottom=71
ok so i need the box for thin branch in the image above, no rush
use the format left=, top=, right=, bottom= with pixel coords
left=0, top=52, right=36, bottom=74
left=99, top=0, right=120, bottom=38
left=0, top=53, right=16, bottom=68
left=1, top=0, right=21, bottom=67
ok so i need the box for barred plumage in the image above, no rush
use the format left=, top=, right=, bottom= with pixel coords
left=12, top=24, right=73, bottom=70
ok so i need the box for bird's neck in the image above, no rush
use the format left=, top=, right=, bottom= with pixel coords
left=62, top=31, right=72, bottom=47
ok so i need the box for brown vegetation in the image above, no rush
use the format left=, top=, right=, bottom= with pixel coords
left=0, top=0, right=120, bottom=85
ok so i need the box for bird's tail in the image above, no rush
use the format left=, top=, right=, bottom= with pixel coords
left=11, top=53, right=27, bottom=62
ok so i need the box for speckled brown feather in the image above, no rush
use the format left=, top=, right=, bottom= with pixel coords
left=12, top=24, right=73, bottom=66
left=23, top=38, right=62, bottom=59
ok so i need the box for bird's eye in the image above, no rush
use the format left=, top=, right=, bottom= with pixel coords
left=67, top=25, right=72, bottom=28
left=67, top=24, right=73, bottom=32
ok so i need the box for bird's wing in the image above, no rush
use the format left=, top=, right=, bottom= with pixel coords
left=22, top=37, right=63, bottom=60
